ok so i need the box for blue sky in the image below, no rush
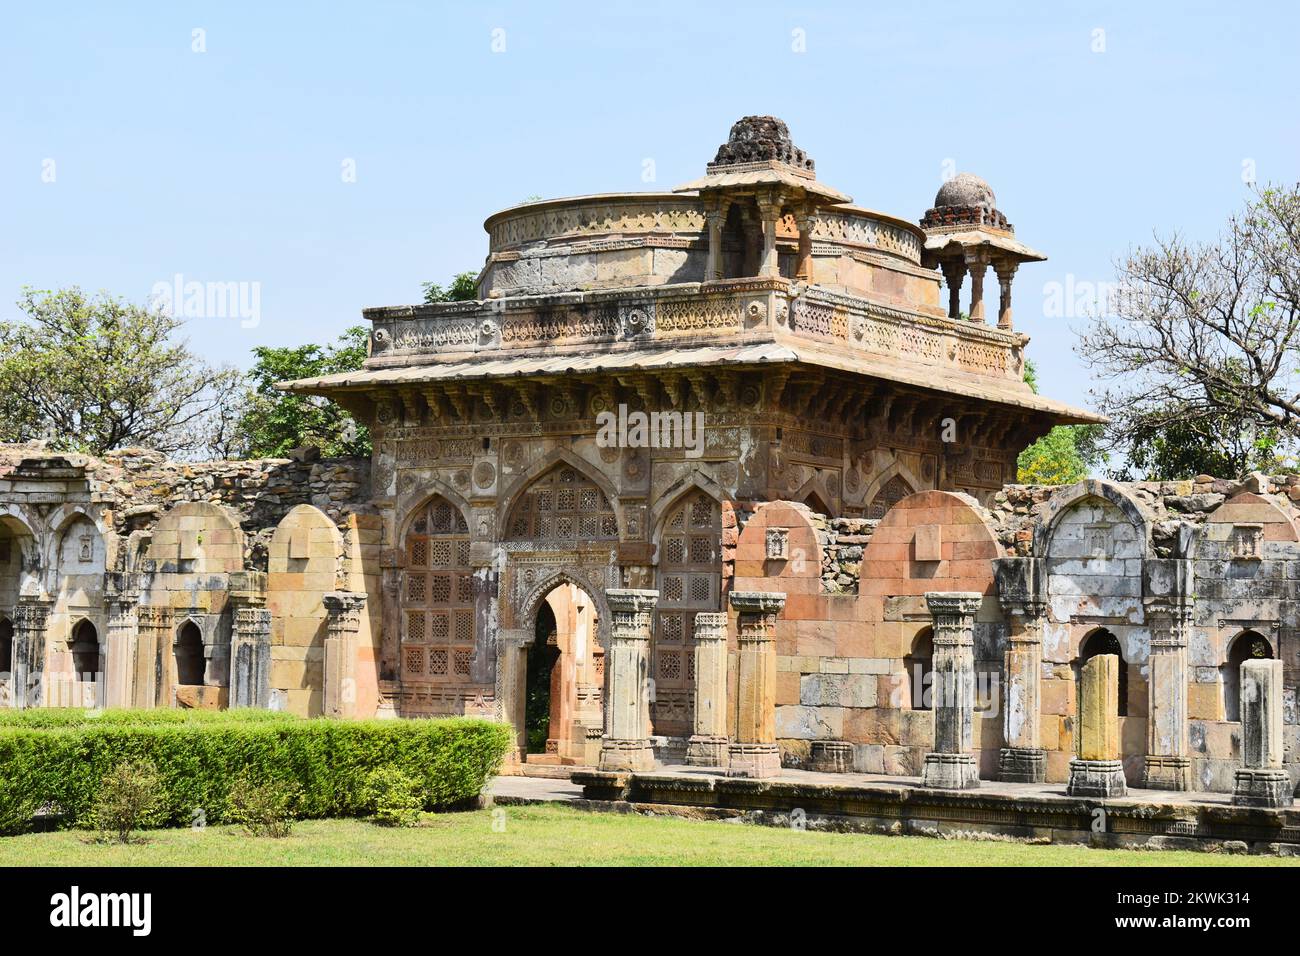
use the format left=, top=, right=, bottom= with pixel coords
left=3, top=1, right=1297, bottom=412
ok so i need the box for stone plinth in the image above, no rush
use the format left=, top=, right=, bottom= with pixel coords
left=1068, top=653, right=1127, bottom=798
left=726, top=591, right=785, bottom=778
left=808, top=739, right=854, bottom=773
left=920, top=592, right=982, bottom=790
left=685, top=611, right=729, bottom=768
left=1233, top=658, right=1291, bottom=808
left=598, top=589, right=658, bottom=773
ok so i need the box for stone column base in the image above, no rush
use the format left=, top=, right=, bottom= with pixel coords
left=808, top=739, right=855, bottom=773
left=685, top=734, right=729, bottom=768
left=1232, top=768, right=1293, bottom=808
left=921, top=752, right=980, bottom=790
left=1067, top=758, right=1127, bottom=798
left=998, top=747, right=1047, bottom=783
left=726, top=743, right=781, bottom=778
left=598, top=737, right=655, bottom=772
left=1143, top=754, right=1192, bottom=791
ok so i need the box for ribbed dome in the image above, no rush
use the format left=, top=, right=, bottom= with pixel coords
left=934, top=173, right=996, bottom=211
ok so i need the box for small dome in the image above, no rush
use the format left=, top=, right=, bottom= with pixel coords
left=934, top=173, right=996, bottom=212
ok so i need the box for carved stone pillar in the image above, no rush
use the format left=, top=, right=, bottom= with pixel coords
left=999, top=597, right=1046, bottom=783
left=229, top=572, right=271, bottom=709
left=496, top=628, right=531, bottom=765
left=134, top=605, right=172, bottom=708
left=685, top=611, right=729, bottom=767
left=323, top=591, right=367, bottom=718
left=104, top=573, right=139, bottom=710
left=993, top=259, right=1018, bottom=330
left=1144, top=598, right=1193, bottom=791
left=756, top=197, right=782, bottom=279
left=1232, top=659, right=1290, bottom=807
left=598, top=588, right=658, bottom=772
left=964, top=249, right=990, bottom=323
left=11, top=595, right=52, bottom=709
left=794, top=213, right=814, bottom=282
left=940, top=259, right=966, bottom=320
left=1068, top=654, right=1127, bottom=797
left=705, top=200, right=730, bottom=281
left=727, top=591, right=786, bottom=778
left=921, top=591, right=982, bottom=789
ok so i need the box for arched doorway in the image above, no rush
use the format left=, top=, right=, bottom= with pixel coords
left=1078, top=628, right=1127, bottom=717
left=1223, top=630, right=1273, bottom=722
left=905, top=626, right=934, bottom=710
left=0, top=617, right=12, bottom=706
left=175, top=621, right=205, bottom=686
left=523, top=581, right=602, bottom=766
left=69, top=619, right=101, bottom=708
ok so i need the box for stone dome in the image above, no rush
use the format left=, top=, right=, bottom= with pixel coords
left=934, top=173, right=996, bottom=212
left=710, top=115, right=814, bottom=172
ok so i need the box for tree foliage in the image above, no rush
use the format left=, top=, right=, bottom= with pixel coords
left=0, top=287, right=242, bottom=457
left=421, top=271, right=479, bottom=305
left=1079, top=184, right=1300, bottom=479
left=1016, top=359, right=1105, bottom=484
left=235, top=326, right=371, bottom=458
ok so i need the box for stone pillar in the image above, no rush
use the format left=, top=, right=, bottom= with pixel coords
left=229, top=572, right=271, bottom=709
left=964, top=250, right=989, bottom=322
left=134, top=605, right=171, bottom=708
left=104, top=574, right=139, bottom=710
left=1232, top=659, right=1291, bottom=807
left=1144, top=600, right=1193, bottom=790
left=323, top=591, right=367, bottom=718
left=993, top=259, right=1017, bottom=330
left=921, top=592, right=982, bottom=789
left=756, top=197, right=782, bottom=279
left=794, top=213, right=814, bottom=282
left=1068, top=654, right=1127, bottom=797
left=11, top=595, right=52, bottom=709
left=705, top=201, right=729, bottom=281
left=598, top=589, right=657, bottom=772
left=940, top=259, right=965, bottom=319
left=999, top=598, right=1047, bottom=783
left=495, top=628, right=531, bottom=766
left=727, top=591, right=786, bottom=778
left=685, top=611, right=729, bottom=767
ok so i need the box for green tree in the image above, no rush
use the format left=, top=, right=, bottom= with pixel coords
left=421, top=271, right=479, bottom=305
left=1016, top=359, right=1105, bottom=484
left=0, top=286, right=241, bottom=457
left=236, top=326, right=371, bottom=458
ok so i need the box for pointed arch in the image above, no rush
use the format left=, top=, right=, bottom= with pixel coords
left=397, top=478, right=476, bottom=544
left=1034, top=480, right=1153, bottom=558
left=648, top=469, right=731, bottom=559
left=800, top=486, right=833, bottom=517
left=517, top=568, right=611, bottom=652
left=497, top=447, right=621, bottom=541
left=863, top=460, right=922, bottom=520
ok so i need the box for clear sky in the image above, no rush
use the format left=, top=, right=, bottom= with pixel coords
left=3, top=1, right=1297, bottom=413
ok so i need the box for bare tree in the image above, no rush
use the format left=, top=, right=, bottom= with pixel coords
left=1079, top=185, right=1300, bottom=477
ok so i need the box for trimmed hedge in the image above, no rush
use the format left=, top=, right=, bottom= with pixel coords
left=0, top=716, right=512, bottom=834
left=0, top=708, right=300, bottom=729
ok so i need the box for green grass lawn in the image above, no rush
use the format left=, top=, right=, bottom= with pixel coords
left=0, top=803, right=1295, bottom=866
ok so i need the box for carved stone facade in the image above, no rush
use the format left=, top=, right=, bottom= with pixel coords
left=8, top=117, right=1299, bottom=806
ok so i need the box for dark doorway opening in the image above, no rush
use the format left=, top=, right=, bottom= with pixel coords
left=1079, top=628, right=1127, bottom=717
left=0, top=618, right=11, bottom=674
left=525, top=602, right=560, bottom=754
left=176, top=620, right=205, bottom=686
left=70, top=619, right=100, bottom=678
